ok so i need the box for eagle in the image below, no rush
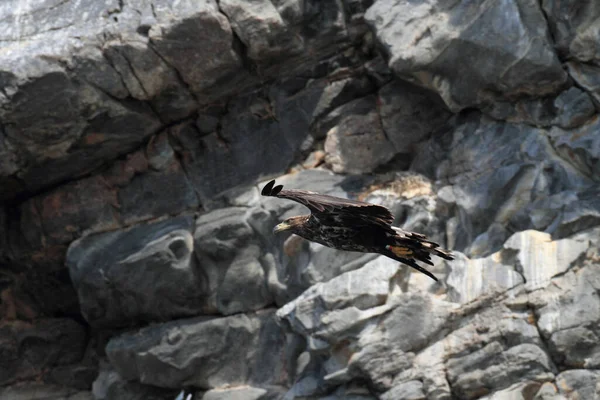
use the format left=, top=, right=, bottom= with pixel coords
left=262, top=179, right=453, bottom=281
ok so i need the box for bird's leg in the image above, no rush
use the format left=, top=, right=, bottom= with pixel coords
left=385, top=244, right=413, bottom=257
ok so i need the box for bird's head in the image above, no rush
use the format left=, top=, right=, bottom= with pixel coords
left=273, top=216, right=307, bottom=234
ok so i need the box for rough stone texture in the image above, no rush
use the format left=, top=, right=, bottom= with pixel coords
left=193, top=207, right=273, bottom=315
left=503, top=230, right=588, bottom=290
left=0, top=383, right=93, bottom=400
left=324, top=96, right=396, bottom=173
left=105, top=310, right=289, bottom=390
left=378, top=80, right=451, bottom=154
left=542, top=0, right=600, bottom=63
left=0, top=319, right=86, bottom=386
left=413, top=113, right=595, bottom=256
left=3, top=0, right=600, bottom=399
left=365, top=0, right=567, bottom=112
left=219, top=0, right=303, bottom=61
left=555, top=370, right=600, bottom=399
left=66, top=216, right=201, bottom=327
left=532, top=266, right=600, bottom=369
left=446, top=251, right=524, bottom=305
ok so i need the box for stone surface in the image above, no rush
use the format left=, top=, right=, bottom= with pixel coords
left=3, top=0, right=600, bottom=398
left=0, top=383, right=92, bottom=400
left=555, top=370, right=600, bottom=399
left=219, top=0, right=303, bottom=61
left=66, top=216, right=202, bottom=327
left=533, top=267, right=600, bottom=369
left=193, top=207, right=273, bottom=315
left=446, top=251, right=524, bottom=304
left=0, top=319, right=86, bottom=386
left=542, top=0, right=600, bottom=63
left=567, top=62, right=600, bottom=106
left=105, top=310, right=289, bottom=389
left=413, top=113, right=594, bottom=256
left=366, top=0, right=567, bottom=112
left=324, top=96, right=396, bottom=173
left=503, top=230, right=588, bottom=290
left=378, top=80, right=451, bottom=154
left=199, top=386, right=268, bottom=400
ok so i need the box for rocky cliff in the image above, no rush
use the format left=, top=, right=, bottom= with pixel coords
left=1, top=0, right=599, bottom=399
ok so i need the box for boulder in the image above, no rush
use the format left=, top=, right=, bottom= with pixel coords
left=0, top=383, right=92, bottom=400
left=503, top=230, right=589, bottom=291
left=218, top=0, right=303, bottom=61
left=0, top=319, right=86, bottom=386
left=19, top=133, right=199, bottom=257
left=567, top=62, right=600, bottom=107
left=378, top=80, right=451, bottom=154
left=446, top=251, right=524, bottom=304
left=193, top=207, right=273, bottom=315
left=324, top=96, right=396, bottom=173
left=413, top=113, right=594, bottom=255
left=366, top=0, right=567, bottom=112
left=542, top=0, right=600, bottom=63
left=555, top=370, right=600, bottom=399
left=533, top=267, right=600, bottom=368
left=66, top=216, right=203, bottom=327
left=171, top=80, right=323, bottom=202
left=105, top=310, right=289, bottom=389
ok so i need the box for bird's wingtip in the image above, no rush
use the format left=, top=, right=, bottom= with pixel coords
left=262, top=179, right=284, bottom=197
left=261, top=179, right=276, bottom=196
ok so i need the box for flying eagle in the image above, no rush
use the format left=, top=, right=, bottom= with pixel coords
left=262, top=179, right=453, bottom=281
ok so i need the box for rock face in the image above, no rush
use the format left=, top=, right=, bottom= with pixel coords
left=2, top=1, right=600, bottom=399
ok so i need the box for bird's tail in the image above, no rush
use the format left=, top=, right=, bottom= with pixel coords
left=384, top=227, right=454, bottom=281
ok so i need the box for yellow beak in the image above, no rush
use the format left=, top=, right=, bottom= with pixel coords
left=273, top=222, right=291, bottom=234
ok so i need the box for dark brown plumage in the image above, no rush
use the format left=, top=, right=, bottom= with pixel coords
left=262, top=179, right=453, bottom=281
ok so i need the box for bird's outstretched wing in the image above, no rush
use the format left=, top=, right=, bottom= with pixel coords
left=261, top=179, right=394, bottom=226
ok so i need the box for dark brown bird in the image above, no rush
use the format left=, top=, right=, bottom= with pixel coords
left=262, top=179, right=453, bottom=281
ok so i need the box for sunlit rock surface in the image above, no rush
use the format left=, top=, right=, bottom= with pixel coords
left=2, top=0, right=600, bottom=399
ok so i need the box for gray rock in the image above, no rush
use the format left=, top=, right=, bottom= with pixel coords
left=279, top=259, right=455, bottom=391
left=0, top=383, right=92, bottom=400
left=66, top=216, right=203, bottom=327
left=484, top=87, right=596, bottom=129
left=311, top=76, right=375, bottom=127
left=534, top=267, right=600, bottom=368
left=447, top=343, right=554, bottom=399
left=446, top=251, right=524, bottom=304
left=193, top=207, right=273, bottom=315
left=347, top=293, right=454, bottom=390
left=106, top=310, right=289, bottom=389
left=0, top=0, right=244, bottom=202
left=567, top=62, right=600, bottom=107
left=0, top=319, right=86, bottom=386
left=413, top=113, right=594, bottom=255
left=101, top=39, right=198, bottom=122
left=480, top=381, right=543, bottom=400
left=92, top=362, right=177, bottom=400
left=366, top=0, right=567, bottom=112
left=15, top=134, right=198, bottom=268
left=148, top=0, right=242, bottom=94
left=219, top=0, right=303, bottom=61
left=199, top=386, right=267, bottom=400
left=378, top=80, right=451, bottom=154
left=548, top=118, right=600, bottom=180
left=277, top=256, right=402, bottom=343
left=380, top=380, right=425, bottom=400
left=171, top=81, right=321, bottom=201
left=555, top=370, right=600, bottom=399
left=533, top=382, right=563, bottom=400
left=324, top=96, right=396, bottom=173
left=542, top=0, right=600, bottom=63
left=503, top=230, right=588, bottom=291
